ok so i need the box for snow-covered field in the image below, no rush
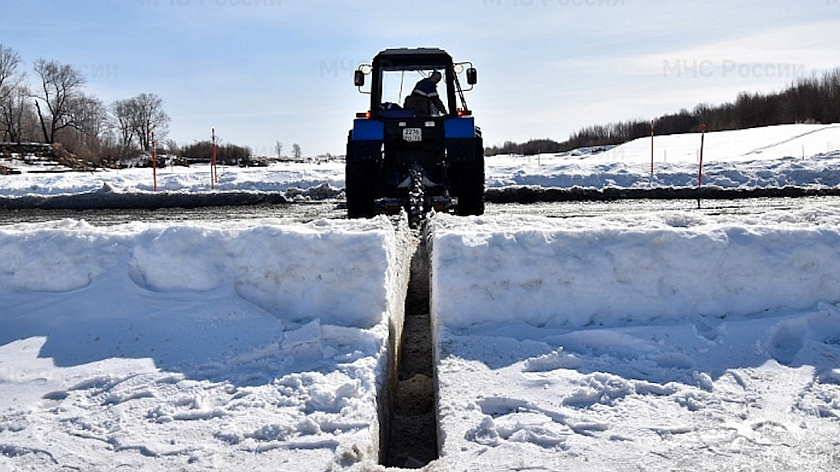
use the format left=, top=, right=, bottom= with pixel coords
left=488, top=124, right=840, bottom=190
left=2, top=123, right=840, bottom=471
left=2, top=123, right=840, bottom=198
left=0, top=160, right=346, bottom=199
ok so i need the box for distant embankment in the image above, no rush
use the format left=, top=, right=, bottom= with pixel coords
left=0, top=142, right=90, bottom=171
left=485, top=186, right=840, bottom=203
left=0, top=142, right=53, bottom=156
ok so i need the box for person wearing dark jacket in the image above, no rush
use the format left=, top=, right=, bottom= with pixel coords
left=404, top=71, right=447, bottom=116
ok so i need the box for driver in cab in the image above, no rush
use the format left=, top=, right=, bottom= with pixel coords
left=404, top=71, right=446, bottom=116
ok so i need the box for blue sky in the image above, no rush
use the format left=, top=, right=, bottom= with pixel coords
left=2, top=0, right=839, bottom=155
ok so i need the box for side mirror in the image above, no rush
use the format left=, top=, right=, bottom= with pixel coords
left=467, top=67, right=477, bottom=85
left=354, top=70, right=365, bottom=87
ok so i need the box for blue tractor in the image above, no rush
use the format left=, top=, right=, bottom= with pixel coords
left=346, top=48, right=484, bottom=225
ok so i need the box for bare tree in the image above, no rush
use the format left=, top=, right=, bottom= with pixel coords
left=1, top=49, right=176, bottom=165
left=48, top=93, right=109, bottom=164
left=72, top=94, right=107, bottom=143
left=0, top=45, right=27, bottom=142
left=0, top=45, right=22, bottom=104
left=110, top=93, right=170, bottom=158
left=32, top=59, right=86, bottom=143
left=111, top=98, right=138, bottom=154
left=131, top=93, right=170, bottom=151
left=292, top=143, right=301, bottom=159
left=1, top=84, right=34, bottom=142
left=164, top=138, right=179, bottom=156
left=275, top=140, right=283, bottom=159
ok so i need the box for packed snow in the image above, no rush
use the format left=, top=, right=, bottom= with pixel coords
left=2, top=123, right=840, bottom=471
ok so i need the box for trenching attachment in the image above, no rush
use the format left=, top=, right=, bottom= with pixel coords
left=408, top=164, right=426, bottom=229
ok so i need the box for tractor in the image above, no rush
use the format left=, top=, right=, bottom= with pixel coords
left=346, top=48, right=484, bottom=226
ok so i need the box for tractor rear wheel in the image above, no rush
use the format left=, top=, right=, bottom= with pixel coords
left=455, top=158, right=484, bottom=216
left=346, top=160, right=377, bottom=218
left=454, top=141, right=485, bottom=216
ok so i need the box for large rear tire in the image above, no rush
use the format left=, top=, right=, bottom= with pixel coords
left=346, top=159, right=377, bottom=219
left=455, top=159, right=484, bottom=216
left=454, top=141, right=485, bottom=216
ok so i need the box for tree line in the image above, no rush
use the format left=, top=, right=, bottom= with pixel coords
left=180, top=141, right=253, bottom=164
left=486, top=68, right=840, bottom=156
left=0, top=44, right=175, bottom=166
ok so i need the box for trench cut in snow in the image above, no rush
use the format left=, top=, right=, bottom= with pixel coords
left=384, top=233, right=438, bottom=468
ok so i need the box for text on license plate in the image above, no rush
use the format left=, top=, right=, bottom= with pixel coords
left=403, top=128, right=422, bottom=142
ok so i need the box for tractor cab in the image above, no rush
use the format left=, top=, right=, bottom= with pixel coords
left=354, top=49, right=475, bottom=119
left=347, top=48, right=483, bottom=226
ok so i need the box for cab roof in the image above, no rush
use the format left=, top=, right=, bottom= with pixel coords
left=373, top=48, right=453, bottom=67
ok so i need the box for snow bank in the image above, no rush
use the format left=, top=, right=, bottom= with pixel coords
left=0, top=217, right=394, bottom=328
left=601, top=123, right=840, bottom=164
left=0, top=216, right=411, bottom=471
left=430, top=210, right=840, bottom=330
left=430, top=208, right=840, bottom=471
left=0, top=161, right=345, bottom=198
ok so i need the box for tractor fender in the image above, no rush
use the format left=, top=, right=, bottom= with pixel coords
left=349, top=119, right=384, bottom=163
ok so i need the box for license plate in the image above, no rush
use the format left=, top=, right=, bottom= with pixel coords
left=403, top=128, right=422, bottom=142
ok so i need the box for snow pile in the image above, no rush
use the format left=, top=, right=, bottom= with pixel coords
left=0, top=216, right=410, bottom=471
left=430, top=210, right=840, bottom=330
left=1, top=218, right=396, bottom=328
left=430, top=209, right=840, bottom=471
left=487, top=123, right=840, bottom=189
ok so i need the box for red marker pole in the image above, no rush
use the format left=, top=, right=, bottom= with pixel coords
left=698, top=124, right=706, bottom=187
left=650, top=119, right=655, bottom=177
left=211, top=127, right=217, bottom=189
left=151, top=131, right=157, bottom=192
